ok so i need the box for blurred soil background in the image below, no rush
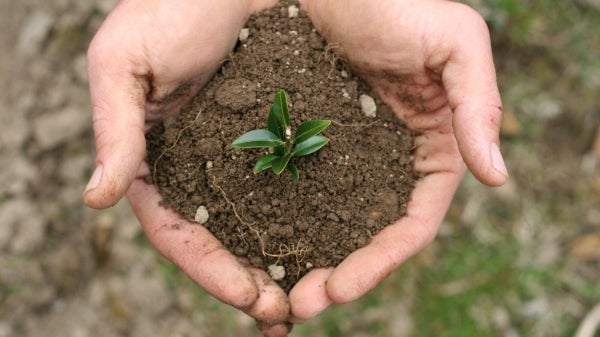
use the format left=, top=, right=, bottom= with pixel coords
left=0, top=0, right=599, bottom=336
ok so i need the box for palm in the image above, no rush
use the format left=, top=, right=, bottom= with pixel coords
left=289, top=0, right=507, bottom=321
left=86, top=1, right=289, bottom=336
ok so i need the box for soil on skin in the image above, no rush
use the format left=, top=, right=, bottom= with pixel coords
left=146, top=0, right=420, bottom=292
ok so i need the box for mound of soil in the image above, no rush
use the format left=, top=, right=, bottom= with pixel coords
left=146, top=0, right=420, bottom=292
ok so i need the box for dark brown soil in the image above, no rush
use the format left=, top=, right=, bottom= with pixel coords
left=146, top=0, right=420, bottom=292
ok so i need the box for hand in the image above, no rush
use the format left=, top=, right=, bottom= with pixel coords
left=289, top=0, right=509, bottom=322
left=83, top=0, right=292, bottom=336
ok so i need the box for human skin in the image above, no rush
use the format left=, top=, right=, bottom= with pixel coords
left=84, top=0, right=507, bottom=336
left=289, top=0, right=508, bottom=323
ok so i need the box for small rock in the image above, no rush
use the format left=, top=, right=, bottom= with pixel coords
left=288, top=5, right=300, bottom=18
left=239, top=28, right=250, bottom=42
left=194, top=205, right=209, bottom=224
left=32, top=106, right=90, bottom=151
left=360, top=94, right=377, bottom=117
left=17, top=11, right=55, bottom=57
left=268, top=264, right=286, bottom=281
left=341, top=89, right=350, bottom=99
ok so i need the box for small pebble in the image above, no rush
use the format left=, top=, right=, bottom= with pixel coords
left=194, top=205, right=209, bottom=224
left=342, top=89, right=350, bottom=99
left=288, top=5, right=299, bottom=18
left=238, top=28, right=250, bottom=42
left=268, top=265, right=286, bottom=281
left=360, top=94, right=377, bottom=118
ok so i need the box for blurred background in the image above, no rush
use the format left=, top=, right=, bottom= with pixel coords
left=1, top=0, right=599, bottom=336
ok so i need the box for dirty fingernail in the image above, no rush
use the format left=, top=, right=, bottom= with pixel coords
left=490, top=143, right=508, bottom=177
left=84, top=164, right=104, bottom=194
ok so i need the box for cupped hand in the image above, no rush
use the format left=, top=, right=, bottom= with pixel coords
left=289, top=0, right=509, bottom=322
left=83, top=0, right=292, bottom=336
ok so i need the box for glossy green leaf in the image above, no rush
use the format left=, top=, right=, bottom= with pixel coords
left=231, top=129, right=284, bottom=148
left=268, top=107, right=285, bottom=140
left=273, top=144, right=285, bottom=156
left=271, top=153, right=293, bottom=175
left=253, top=154, right=278, bottom=173
left=294, top=119, right=331, bottom=144
left=288, top=163, right=299, bottom=181
left=292, top=135, right=329, bottom=157
left=269, top=90, right=290, bottom=132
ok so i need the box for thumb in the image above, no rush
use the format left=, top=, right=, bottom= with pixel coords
left=83, top=39, right=148, bottom=209
left=440, top=7, right=509, bottom=186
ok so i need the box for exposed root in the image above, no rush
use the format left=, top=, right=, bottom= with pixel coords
left=151, top=110, right=202, bottom=184
left=318, top=43, right=348, bottom=79
left=211, top=177, right=311, bottom=261
left=318, top=42, right=341, bottom=66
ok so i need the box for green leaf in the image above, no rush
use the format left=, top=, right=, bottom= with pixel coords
left=253, top=154, right=278, bottom=173
left=294, top=119, right=331, bottom=144
left=231, top=129, right=284, bottom=148
left=268, top=108, right=285, bottom=140
left=288, top=163, right=299, bottom=181
left=271, top=153, right=293, bottom=175
left=273, top=144, right=285, bottom=156
left=270, top=90, right=290, bottom=131
left=292, top=135, right=329, bottom=157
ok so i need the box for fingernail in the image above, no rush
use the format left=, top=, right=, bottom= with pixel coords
left=490, top=143, right=508, bottom=177
left=85, top=164, right=103, bottom=194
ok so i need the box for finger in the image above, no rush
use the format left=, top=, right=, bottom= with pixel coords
left=434, top=5, right=508, bottom=186
left=257, top=322, right=293, bottom=337
left=325, top=170, right=463, bottom=303
left=243, top=268, right=290, bottom=325
left=413, top=131, right=466, bottom=174
left=288, top=268, right=334, bottom=323
left=249, top=0, right=280, bottom=13
left=83, top=32, right=148, bottom=209
left=126, top=178, right=259, bottom=309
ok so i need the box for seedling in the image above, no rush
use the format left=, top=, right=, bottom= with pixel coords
left=232, top=90, right=331, bottom=181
